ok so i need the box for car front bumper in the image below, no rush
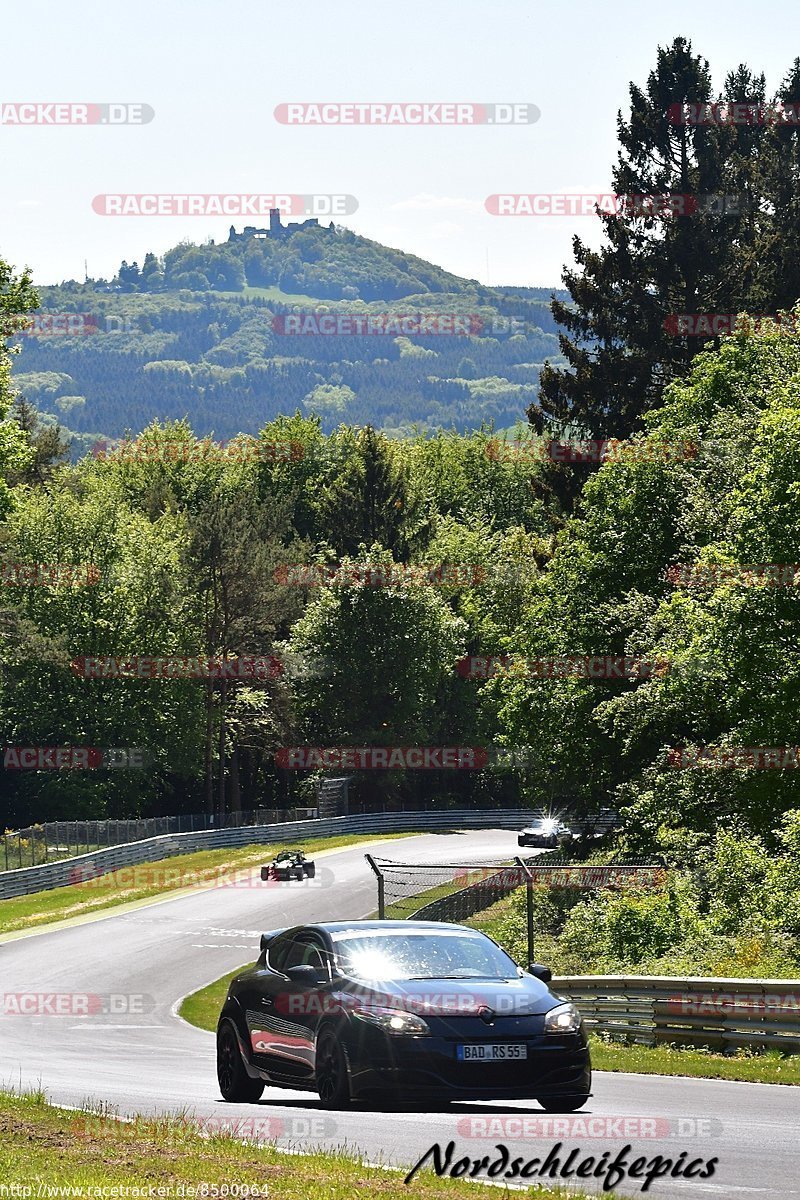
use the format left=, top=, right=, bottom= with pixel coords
left=345, top=1026, right=591, bottom=1100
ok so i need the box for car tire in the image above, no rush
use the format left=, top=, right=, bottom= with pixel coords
left=536, top=1094, right=590, bottom=1112
left=305, top=862, right=316, bottom=878
left=315, top=1027, right=352, bottom=1109
left=217, top=1021, right=265, bottom=1103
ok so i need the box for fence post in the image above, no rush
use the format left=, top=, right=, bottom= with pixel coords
left=515, top=856, right=535, bottom=968
left=364, top=854, right=384, bottom=918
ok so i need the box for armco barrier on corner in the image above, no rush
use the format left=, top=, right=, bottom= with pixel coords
left=551, top=975, right=800, bottom=1053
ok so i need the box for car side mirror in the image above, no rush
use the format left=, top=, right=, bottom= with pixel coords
left=285, top=964, right=326, bottom=985
left=527, top=963, right=552, bottom=984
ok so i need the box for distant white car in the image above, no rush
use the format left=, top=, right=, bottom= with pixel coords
left=518, top=818, right=574, bottom=849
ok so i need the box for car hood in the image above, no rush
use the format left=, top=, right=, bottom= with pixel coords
left=335, top=975, right=560, bottom=1018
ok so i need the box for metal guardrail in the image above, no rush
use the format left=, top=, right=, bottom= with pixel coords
left=552, top=975, right=800, bottom=1052
left=2, top=803, right=616, bottom=870
left=1, top=808, right=319, bottom=871
left=0, top=809, right=541, bottom=900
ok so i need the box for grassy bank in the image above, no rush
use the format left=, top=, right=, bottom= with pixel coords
left=0, top=833, right=414, bottom=937
left=0, top=1090, right=577, bottom=1200
left=589, top=1036, right=800, bottom=1084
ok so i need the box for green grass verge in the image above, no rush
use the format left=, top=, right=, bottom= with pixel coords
left=0, top=1090, right=576, bottom=1200
left=180, top=965, right=244, bottom=1032
left=588, top=1035, right=800, bottom=1084
left=0, top=833, right=414, bottom=936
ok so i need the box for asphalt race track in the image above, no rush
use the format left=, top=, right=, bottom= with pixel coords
left=1, top=829, right=799, bottom=1199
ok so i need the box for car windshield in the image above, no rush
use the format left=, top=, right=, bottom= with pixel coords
left=330, top=929, right=519, bottom=981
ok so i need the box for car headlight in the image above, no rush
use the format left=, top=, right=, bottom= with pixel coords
left=543, top=1003, right=582, bottom=1034
left=352, top=1006, right=431, bottom=1036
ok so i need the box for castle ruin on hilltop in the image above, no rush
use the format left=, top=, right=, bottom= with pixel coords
left=227, top=208, right=334, bottom=243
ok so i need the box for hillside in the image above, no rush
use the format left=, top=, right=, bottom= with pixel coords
left=13, top=224, right=567, bottom=450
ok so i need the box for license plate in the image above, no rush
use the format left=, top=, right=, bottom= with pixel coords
left=456, top=1043, right=527, bottom=1061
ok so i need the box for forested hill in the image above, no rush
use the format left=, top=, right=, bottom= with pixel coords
left=12, top=224, right=567, bottom=453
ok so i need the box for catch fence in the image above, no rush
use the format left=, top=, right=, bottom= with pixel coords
left=365, top=854, right=666, bottom=970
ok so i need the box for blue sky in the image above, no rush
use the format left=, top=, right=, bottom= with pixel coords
left=3, top=0, right=799, bottom=288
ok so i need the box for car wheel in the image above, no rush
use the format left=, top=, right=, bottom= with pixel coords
left=316, top=1027, right=352, bottom=1109
left=217, top=1021, right=265, bottom=1103
left=305, top=862, right=316, bottom=878
left=536, top=1094, right=590, bottom=1112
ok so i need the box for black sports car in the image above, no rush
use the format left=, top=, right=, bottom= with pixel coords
left=216, top=920, right=591, bottom=1109
left=260, top=849, right=316, bottom=882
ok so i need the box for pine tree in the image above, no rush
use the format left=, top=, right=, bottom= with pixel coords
left=533, top=38, right=766, bottom=441
left=752, top=59, right=800, bottom=310
left=9, top=398, right=71, bottom=485
left=316, top=425, right=424, bottom=560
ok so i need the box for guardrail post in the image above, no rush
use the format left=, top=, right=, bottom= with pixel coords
left=364, top=854, right=384, bottom=918
left=514, top=856, right=535, bottom=968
